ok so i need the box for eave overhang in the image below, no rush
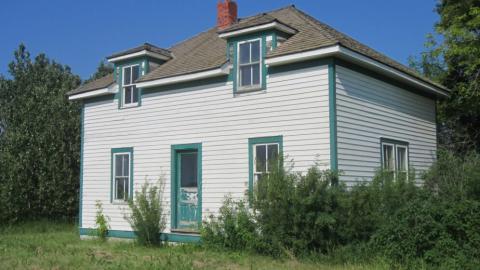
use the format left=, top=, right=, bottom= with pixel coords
left=265, top=44, right=450, bottom=98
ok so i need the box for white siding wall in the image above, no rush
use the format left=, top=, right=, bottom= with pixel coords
left=81, top=64, right=330, bottom=231
left=336, top=65, right=437, bottom=185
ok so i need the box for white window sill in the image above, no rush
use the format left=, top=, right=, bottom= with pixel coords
left=235, top=87, right=265, bottom=96
left=121, top=102, right=140, bottom=109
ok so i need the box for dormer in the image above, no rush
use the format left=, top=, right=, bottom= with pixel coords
left=107, top=43, right=172, bottom=108
left=217, top=1, right=297, bottom=93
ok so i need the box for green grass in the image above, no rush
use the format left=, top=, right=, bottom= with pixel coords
left=0, top=222, right=389, bottom=270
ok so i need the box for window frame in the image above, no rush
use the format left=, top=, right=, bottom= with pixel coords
left=122, top=64, right=140, bottom=107
left=236, top=38, right=262, bottom=91
left=248, top=136, right=283, bottom=193
left=111, top=148, right=134, bottom=203
left=252, top=142, right=280, bottom=182
left=380, top=138, right=409, bottom=180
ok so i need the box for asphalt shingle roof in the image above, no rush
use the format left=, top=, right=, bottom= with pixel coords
left=67, top=73, right=114, bottom=96
left=69, top=5, right=447, bottom=96
left=106, top=43, right=172, bottom=60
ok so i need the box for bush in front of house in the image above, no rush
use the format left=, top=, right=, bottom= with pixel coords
left=201, top=152, right=480, bottom=269
left=201, top=196, right=260, bottom=252
left=125, top=179, right=166, bottom=246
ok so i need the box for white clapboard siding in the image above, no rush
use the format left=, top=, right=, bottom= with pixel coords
left=335, top=65, right=437, bottom=185
left=82, top=65, right=331, bottom=231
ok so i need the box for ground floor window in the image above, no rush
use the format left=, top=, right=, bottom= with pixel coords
left=380, top=138, right=409, bottom=179
left=111, top=147, right=133, bottom=202
left=248, top=136, right=283, bottom=190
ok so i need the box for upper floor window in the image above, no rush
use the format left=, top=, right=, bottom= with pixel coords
left=238, top=39, right=261, bottom=90
left=122, top=65, right=140, bottom=106
left=381, top=139, right=409, bottom=180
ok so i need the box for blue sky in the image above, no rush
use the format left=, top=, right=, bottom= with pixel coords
left=0, top=0, right=439, bottom=80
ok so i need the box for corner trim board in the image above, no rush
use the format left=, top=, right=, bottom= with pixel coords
left=328, top=59, right=338, bottom=171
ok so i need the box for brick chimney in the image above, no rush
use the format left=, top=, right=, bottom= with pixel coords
left=217, top=0, right=237, bottom=30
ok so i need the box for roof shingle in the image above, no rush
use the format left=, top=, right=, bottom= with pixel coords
left=70, top=5, right=447, bottom=95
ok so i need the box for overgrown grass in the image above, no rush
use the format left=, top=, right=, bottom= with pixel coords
left=0, top=221, right=389, bottom=270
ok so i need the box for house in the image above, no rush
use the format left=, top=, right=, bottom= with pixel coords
left=68, top=1, right=449, bottom=242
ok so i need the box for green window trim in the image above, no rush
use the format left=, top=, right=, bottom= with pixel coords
left=229, top=31, right=277, bottom=95
left=110, top=147, right=134, bottom=203
left=115, top=59, right=147, bottom=109
left=248, top=135, right=283, bottom=194
left=170, top=143, right=203, bottom=230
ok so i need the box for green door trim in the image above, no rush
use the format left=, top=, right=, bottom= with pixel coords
left=170, top=143, right=202, bottom=230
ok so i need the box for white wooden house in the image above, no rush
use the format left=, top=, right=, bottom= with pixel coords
left=68, top=2, right=449, bottom=242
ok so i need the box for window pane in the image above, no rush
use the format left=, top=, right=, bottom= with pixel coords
left=240, top=65, right=252, bottom=86
left=180, top=153, right=197, bottom=188
left=255, top=145, right=266, bottom=172
left=125, top=86, right=132, bottom=104
left=115, top=155, right=123, bottom=176
left=132, top=86, right=139, bottom=103
left=122, top=155, right=129, bottom=176
left=124, top=178, right=129, bottom=200
left=132, top=66, right=140, bottom=82
left=397, top=147, right=407, bottom=171
left=267, top=144, right=279, bottom=161
left=252, top=64, right=260, bottom=85
left=116, top=178, right=125, bottom=200
left=124, top=67, right=131, bottom=85
left=251, top=40, right=260, bottom=62
left=239, top=43, right=250, bottom=64
left=383, top=145, right=395, bottom=171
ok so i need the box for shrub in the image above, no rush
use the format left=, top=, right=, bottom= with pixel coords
left=125, top=179, right=166, bottom=246
left=94, top=201, right=109, bottom=240
left=201, top=196, right=259, bottom=252
left=424, top=150, right=480, bottom=201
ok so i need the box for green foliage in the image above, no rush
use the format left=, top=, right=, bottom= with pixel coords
left=94, top=201, right=110, bottom=241
left=125, top=179, right=166, bottom=246
left=201, top=196, right=260, bottom=252
left=423, top=149, right=480, bottom=201
left=202, top=153, right=480, bottom=268
left=84, top=60, right=113, bottom=84
left=410, top=0, right=480, bottom=153
left=0, top=44, right=81, bottom=224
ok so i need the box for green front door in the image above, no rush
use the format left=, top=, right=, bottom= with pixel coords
left=176, top=151, right=200, bottom=231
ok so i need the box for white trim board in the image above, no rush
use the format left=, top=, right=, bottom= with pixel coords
left=136, top=65, right=231, bottom=89
left=265, top=45, right=449, bottom=97
left=69, top=84, right=118, bottom=101
left=107, top=50, right=171, bottom=63
left=218, top=22, right=297, bottom=39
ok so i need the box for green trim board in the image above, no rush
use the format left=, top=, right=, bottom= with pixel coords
left=115, top=58, right=146, bottom=109
left=79, top=228, right=201, bottom=243
left=228, top=31, right=278, bottom=94
left=328, top=59, right=338, bottom=172
left=78, top=103, right=85, bottom=228
left=248, top=135, right=283, bottom=194
left=110, top=147, right=134, bottom=203
left=170, top=143, right=203, bottom=230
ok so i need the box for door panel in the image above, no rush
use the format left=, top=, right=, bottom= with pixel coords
left=177, top=151, right=199, bottom=230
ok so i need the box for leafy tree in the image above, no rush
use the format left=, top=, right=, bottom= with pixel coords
left=84, top=60, right=113, bottom=84
left=411, top=0, right=480, bottom=153
left=0, top=44, right=81, bottom=223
